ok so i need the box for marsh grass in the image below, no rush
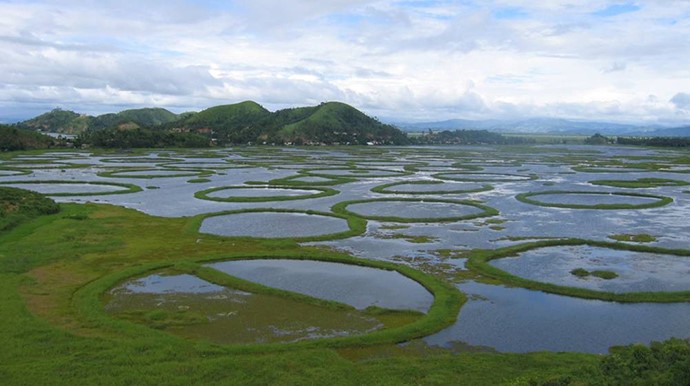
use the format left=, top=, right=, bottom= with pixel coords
left=515, top=190, right=673, bottom=210
left=0, top=180, right=143, bottom=196
left=371, top=180, right=493, bottom=195
left=194, top=185, right=338, bottom=203
left=608, top=233, right=657, bottom=243
left=332, top=198, right=499, bottom=223
left=590, top=178, right=689, bottom=188
left=193, top=208, right=366, bottom=242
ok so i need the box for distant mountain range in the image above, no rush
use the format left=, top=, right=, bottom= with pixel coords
left=15, top=101, right=409, bottom=145
left=396, top=118, right=690, bottom=137
left=14, top=103, right=690, bottom=140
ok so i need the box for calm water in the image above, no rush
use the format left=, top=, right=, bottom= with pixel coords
left=199, top=212, right=350, bottom=238
left=425, top=281, right=690, bottom=353
left=207, top=259, right=433, bottom=312
left=491, top=245, right=690, bottom=293
left=2, top=182, right=130, bottom=195
left=345, top=200, right=485, bottom=219
left=529, top=192, right=663, bottom=206
left=206, top=187, right=321, bottom=198
left=105, top=272, right=383, bottom=344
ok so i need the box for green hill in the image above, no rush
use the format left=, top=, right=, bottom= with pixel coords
left=91, top=108, right=179, bottom=130
left=17, top=108, right=92, bottom=134
left=18, top=101, right=409, bottom=146
left=0, top=125, right=54, bottom=151
left=17, top=108, right=179, bottom=134
left=277, top=102, right=408, bottom=145
left=173, top=101, right=407, bottom=145
left=173, top=101, right=272, bottom=143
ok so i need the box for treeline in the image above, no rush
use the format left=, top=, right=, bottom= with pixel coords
left=412, top=129, right=535, bottom=145
left=0, top=124, right=55, bottom=151
left=617, top=136, right=690, bottom=147
left=585, top=133, right=690, bottom=147
left=76, top=128, right=210, bottom=149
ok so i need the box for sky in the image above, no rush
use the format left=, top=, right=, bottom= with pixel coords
left=1, top=0, right=689, bottom=125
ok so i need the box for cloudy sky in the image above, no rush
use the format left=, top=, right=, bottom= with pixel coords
left=1, top=0, right=689, bottom=124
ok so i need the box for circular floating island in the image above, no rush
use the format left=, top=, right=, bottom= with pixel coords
left=516, top=190, right=672, bottom=209
left=99, top=157, right=183, bottom=164
left=333, top=198, right=498, bottom=223
left=96, top=256, right=462, bottom=347
left=589, top=178, right=690, bottom=189
left=98, top=168, right=211, bottom=179
left=372, top=180, right=492, bottom=195
left=0, top=180, right=142, bottom=196
left=467, top=240, right=690, bottom=302
left=195, top=185, right=337, bottom=203
left=433, top=172, right=536, bottom=182
left=303, top=168, right=412, bottom=179
left=267, top=174, right=357, bottom=186
left=0, top=168, right=31, bottom=177
left=198, top=209, right=364, bottom=241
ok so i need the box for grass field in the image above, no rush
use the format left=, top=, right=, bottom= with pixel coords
left=0, top=199, right=597, bottom=385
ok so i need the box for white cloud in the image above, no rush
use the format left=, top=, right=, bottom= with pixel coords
left=0, top=0, right=689, bottom=125
left=671, top=93, right=690, bottom=110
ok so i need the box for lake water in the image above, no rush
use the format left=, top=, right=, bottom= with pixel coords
left=5, top=145, right=689, bottom=352
left=207, top=259, right=433, bottom=312
left=199, top=211, right=351, bottom=238
left=491, top=245, right=690, bottom=293
left=345, top=200, right=485, bottom=220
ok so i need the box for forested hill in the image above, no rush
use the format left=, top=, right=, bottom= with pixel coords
left=167, top=101, right=408, bottom=145
left=16, top=107, right=179, bottom=134
left=18, top=101, right=410, bottom=146
left=0, top=124, right=54, bottom=151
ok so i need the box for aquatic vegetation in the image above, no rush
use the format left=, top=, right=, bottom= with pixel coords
left=590, top=178, right=690, bottom=188
left=0, top=180, right=142, bottom=196
left=467, top=239, right=690, bottom=302
left=371, top=180, right=492, bottom=195
left=1, top=145, right=689, bottom=384
left=98, top=168, right=213, bottom=179
left=196, top=209, right=366, bottom=242
left=333, top=198, right=498, bottom=223
left=516, top=190, right=673, bottom=210
left=195, top=185, right=338, bottom=203
left=608, top=233, right=657, bottom=243
left=570, top=268, right=618, bottom=280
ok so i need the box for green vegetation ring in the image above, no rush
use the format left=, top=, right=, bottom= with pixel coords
left=77, top=253, right=464, bottom=351
left=303, top=167, right=413, bottom=179
left=195, top=185, right=338, bottom=203
left=0, top=180, right=143, bottom=196
left=98, top=168, right=212, bottom=179
left=589, top=178, right=690, bottom=189
left=433, top=172, right=537, bottom=182
left=572, top=165, right=654, bottom=173
left=1, top=162, right=90, bottom=170
left=466, top=239, right=690, bottom=303
left=263, top=173, right=357, bottom=187
left=371, top=180, right=493, bottom=195
left=0, top=167, right=32, bottom=177
left=193, top=208, right=366, bottom=242
left=516, top=190, right=673, bottom=210
left=99, top=157, right=184, bottom=164
left=158, top=161, right=253, bottom=170
left=332, top=198, right=498, bottom=223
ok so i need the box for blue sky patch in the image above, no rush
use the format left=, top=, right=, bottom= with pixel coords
left=492, top=6, right=529, bottom=20
left=592, top=3, right=641, bottom=17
